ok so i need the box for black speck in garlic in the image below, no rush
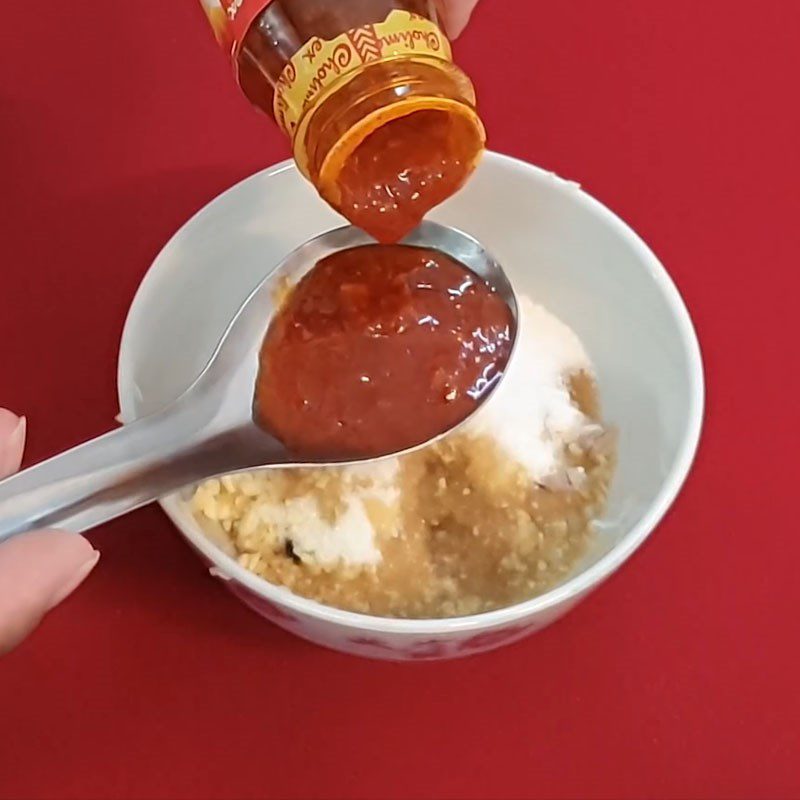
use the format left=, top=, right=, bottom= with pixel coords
left=284, top=540, right=302, bottom=564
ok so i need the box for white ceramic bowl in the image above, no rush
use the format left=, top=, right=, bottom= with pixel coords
left=117, top=152, right=703, bottom=661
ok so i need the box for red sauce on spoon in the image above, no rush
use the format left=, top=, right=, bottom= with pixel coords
left=256, top=244, right=513, bottom=458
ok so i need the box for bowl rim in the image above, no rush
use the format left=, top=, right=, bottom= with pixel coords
left=118, top=151, right=705, bottom=635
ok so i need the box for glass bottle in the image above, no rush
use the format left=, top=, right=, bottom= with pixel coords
left=201, top=0, right=486, bottom=242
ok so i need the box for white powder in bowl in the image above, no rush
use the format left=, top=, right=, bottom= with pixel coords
left=466, top=296, right=594, bottom=481
left=242, top=494, right=382, bottom=566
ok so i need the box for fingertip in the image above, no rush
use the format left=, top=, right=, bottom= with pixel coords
left=443, top=0, right=480, bottom=39
left=0, top=407, right=21, bottom=428
left=0, top=409, right=26, bottom=478
left=0, top=531, right=99, bottom=655
left=46, top=533, right=100, bottom=606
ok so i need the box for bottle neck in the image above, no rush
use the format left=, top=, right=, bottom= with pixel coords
left=298, top=57, right=483, bottom=187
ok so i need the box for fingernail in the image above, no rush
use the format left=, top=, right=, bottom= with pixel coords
left=48, top=549, right=100, bottom=608
left=0, top=413, right=26, bottom=478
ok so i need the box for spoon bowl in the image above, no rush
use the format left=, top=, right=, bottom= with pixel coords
left=0, top=222, right=517, bottom=542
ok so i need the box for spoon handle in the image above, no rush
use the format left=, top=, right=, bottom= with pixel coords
left=0, top=401, right=254, bottom=542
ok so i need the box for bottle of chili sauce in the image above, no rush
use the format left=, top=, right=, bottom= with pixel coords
left=200, top=0, right=486, bottom=243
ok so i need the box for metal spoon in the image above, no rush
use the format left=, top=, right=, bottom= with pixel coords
left=0, top=222, right=518, bottom=542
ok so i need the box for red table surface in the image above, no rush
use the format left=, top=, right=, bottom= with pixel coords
left=1, top=2, right=798, bottom=798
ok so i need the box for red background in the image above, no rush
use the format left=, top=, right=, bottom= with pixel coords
left=1, top=1, right=798, bottom=798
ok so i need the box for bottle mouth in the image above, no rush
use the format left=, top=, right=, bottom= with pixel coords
left=308, top=97, right=486, bottom=205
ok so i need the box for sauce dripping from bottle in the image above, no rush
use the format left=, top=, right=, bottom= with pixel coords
left=331, top=109, right=481, bottom=243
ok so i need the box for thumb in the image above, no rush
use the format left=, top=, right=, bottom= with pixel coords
left=0, top=409, right=99, bottom=655
left=442, top=0, right=480, bottom=39
left=0, top=530, right=99, bottom=655
left=0, top=531, right=100, bottom=655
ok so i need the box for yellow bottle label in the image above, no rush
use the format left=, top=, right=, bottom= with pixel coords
left=274, top=10, right=453, bottom=139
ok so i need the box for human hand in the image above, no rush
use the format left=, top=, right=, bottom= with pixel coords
left=441, top=0, right=481, bottom=38
left=0, top=409, right=99, bottom=655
